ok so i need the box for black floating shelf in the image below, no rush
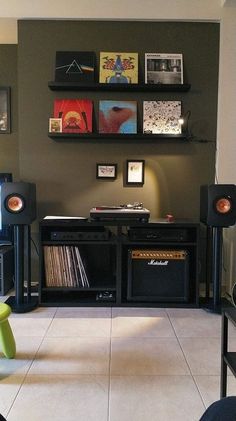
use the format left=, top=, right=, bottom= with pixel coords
left=48, top=81, right=191, bottom=92
left=48, top=132, right=188, bottom=142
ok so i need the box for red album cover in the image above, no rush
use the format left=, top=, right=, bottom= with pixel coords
left=53, top=99, right=93, bottom=133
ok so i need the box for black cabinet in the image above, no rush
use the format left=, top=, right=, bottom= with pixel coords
left=39, top=219, right=199, bottom=307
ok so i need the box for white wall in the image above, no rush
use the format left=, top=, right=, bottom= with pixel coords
left=0, top=0, right=223, bottom=21
left=1, top=0, right=236, bottom=292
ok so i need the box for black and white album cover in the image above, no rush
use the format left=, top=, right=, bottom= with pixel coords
left=145, top=53, right=183, bottom=84
left=143, top=100, right=182, bottom=134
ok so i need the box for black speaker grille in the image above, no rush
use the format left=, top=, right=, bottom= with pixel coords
left=127, top=249, right=189, bottom=302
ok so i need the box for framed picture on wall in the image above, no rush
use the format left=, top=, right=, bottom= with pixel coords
left=96, top=163, right=117, bottom=180
left=126, top=160, right=145, bottom=185
left=0, top=87, right=11, bottom=134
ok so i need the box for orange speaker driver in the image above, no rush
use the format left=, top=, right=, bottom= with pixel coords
left=5, top=195, right=25, bottom=213
left=215, top=197, right=232, bottom=214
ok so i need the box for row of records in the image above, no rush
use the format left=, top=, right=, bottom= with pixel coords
left=55, top=51, right=184, bottom=85
left=49, top=99, right=184, bottom=135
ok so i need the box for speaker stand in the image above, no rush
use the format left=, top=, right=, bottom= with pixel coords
left=203, top=226, right=226, bottom=314
left=5, top=225, right=38, bottom=313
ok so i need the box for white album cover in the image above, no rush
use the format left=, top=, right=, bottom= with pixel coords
left=143, top=100, right=182, bottom=134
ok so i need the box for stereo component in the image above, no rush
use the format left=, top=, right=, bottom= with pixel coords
left=50, top=229, right=111, bottom=241
left=90, top=204, right=150, bottom=222
left=127, top=249, right=189, bottom=302
left=128, top=228, right=188, bottom=242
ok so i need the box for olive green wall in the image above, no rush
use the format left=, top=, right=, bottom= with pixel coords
left=17, top=20, right=219, bottom=223
left=0, top=44, right=18, bottom=178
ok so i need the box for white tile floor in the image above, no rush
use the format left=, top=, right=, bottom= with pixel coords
left=1, top=305, right=236, bottom=421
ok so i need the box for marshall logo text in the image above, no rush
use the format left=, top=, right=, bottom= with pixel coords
left=148, top=259, right=169, bottom=266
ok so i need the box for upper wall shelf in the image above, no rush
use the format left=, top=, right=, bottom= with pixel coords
left=48, top=82, right=191, bottom=92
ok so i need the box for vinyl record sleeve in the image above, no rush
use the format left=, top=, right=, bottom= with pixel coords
left=53, top=99, right=93, bottom=133
left=99, top=100, right=137, bottom=134
left=143, top=100, right=182, bottom=134
left=99, top=52, right=138, bottom=84
left=55, top=51, right=95, bottom=83
left=145, top=53, right=183, bottom=84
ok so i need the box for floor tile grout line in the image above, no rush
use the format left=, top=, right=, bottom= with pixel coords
left=107, top=307, right=113, bottom=421
left=166, top=310, right=207, bottom=410
left=5, top=307, right=59, bottom=419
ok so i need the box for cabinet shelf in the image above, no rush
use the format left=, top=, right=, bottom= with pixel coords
left=42, top=286, right=116, bottom=292
left=48, top=81, right=191, bottom=92
left=48, top=132, right=188, bottom=142
left=224, top=352, right=236, bottom=377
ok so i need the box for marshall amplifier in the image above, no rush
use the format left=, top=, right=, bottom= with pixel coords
left=127, top=249, right=189, bottom=302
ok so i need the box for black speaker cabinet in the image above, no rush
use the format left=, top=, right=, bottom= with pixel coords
left=200, top=184, right=236, bottom=227
left=0, top=173, right=13, bottom=243
left=1, top=182, right=36, bottom=225
left=127, top=249, right=189, bottom=302
left=0, top=246, right=14, bottom=296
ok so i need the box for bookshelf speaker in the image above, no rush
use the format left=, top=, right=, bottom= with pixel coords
left=127, top=249, right=189, bottom=302
left=200, top=184, right=236, bottom=227
left=1, top=182, right=36, bottom=225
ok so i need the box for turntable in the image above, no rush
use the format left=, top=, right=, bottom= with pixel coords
left=90, top=203, right=150, bottom=222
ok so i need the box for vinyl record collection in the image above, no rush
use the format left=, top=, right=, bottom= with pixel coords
left=43, top=245, right=90, bottom=288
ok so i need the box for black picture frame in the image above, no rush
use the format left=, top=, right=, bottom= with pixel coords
left=96, top=163, right=117, bottom=180
left=126, top=160, right=145, bottom=185
left=0, top=87, right=11, bottom=134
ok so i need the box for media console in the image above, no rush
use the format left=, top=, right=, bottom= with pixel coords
left=39, top=218, right=199, bottom=307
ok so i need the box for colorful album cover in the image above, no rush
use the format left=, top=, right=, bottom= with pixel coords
left=53, top=99, right=93, bottom=133
left=99, top=52, right=138, bottom=84
left=99, top=100, right=137, bottom=134
left=55, top=51, right=95, bottom=83
left=145, top=53, right=183, bottom=84
left=143, top=101, right=182, bottom=134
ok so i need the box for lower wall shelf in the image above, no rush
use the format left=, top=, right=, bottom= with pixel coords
left=48, top=132, right=188, bottom=142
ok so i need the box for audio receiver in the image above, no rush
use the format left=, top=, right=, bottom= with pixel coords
left=50, top=228, right=110, bottom=241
